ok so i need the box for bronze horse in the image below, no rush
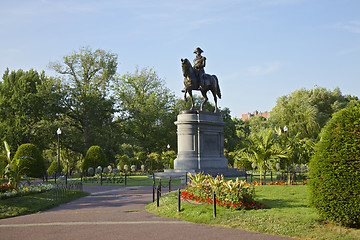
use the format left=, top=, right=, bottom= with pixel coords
left=181, top=58, right=221, bottom=112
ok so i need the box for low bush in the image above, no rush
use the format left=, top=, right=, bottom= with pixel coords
left=182, top=173, right=265, bottom=210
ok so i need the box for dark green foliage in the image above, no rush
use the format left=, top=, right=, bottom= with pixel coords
left=82, top=146, right=107, bottom=171
left=13, top=143, right=46, bottom=178
left=0, top=69, right=64, bottom=151
left=0, top=155, right=7, bottom=175
left=309, top=101, right=360, bottom=227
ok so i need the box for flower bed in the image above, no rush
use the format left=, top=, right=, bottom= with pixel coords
left=0, top=183, right=54, bottom=199
left=181, top=173, right=265, bottom=210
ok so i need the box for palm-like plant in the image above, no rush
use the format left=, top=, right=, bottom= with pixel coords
left=3, top=141, right=28, bottom=188
left=237, top=129, right=285, bottom=183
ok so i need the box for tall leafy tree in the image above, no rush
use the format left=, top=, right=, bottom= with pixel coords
left=49, top=47, right=118, bottom=157
left=114, top=67, right=176, bottom=154
left=271, top=87, right=348, bottom=139
left=0, top=69, right=63, bottom=150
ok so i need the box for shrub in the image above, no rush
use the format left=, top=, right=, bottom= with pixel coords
left=47, top=161, right=59, bottom=176
left=309, top=102, right=360, bottom=227
left=82, top=146, right=107, bottom=171
left=13, top=143, right=45, bottom=178
left=183, top=173, right=263, bottom=210
left=103, top=166, right=110, bottom=174
left=87, top=167, right=94, bottom=176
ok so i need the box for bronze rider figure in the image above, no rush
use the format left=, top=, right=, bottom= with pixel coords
left=193, top=47, right=206, bottom=89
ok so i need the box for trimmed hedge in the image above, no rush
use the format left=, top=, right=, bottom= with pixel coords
left=309, top=101, right=360, bottom=227
left=13, top=143, right=45, bottom=178
left=82, top=146, right=107, bottom=171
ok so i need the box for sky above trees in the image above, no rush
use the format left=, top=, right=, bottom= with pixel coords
left=1, top=0, right=359, bottom=118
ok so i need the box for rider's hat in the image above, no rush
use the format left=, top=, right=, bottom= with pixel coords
left=193, top=47, right=203, bottom=54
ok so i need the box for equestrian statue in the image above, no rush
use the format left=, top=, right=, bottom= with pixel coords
left=181, top=47, right=221, bottom=113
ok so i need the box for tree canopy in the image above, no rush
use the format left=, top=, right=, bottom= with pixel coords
left=270, top=87, right=348, bottom=139
left=49, top=47, right=118, bottom=157
left=114, top=67, right=177, bottom=154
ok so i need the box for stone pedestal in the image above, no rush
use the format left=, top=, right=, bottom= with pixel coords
left=174, top=110, right=228, bottom=171
left=158, top=110, right=244, bottom=178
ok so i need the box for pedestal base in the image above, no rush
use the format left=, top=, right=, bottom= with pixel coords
left=169, top=110, right=243, bottom=177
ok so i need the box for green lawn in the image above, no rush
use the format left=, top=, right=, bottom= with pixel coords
left=146, top=185, right=360, bottom=240
left=0, top=189, right=89, bottom=219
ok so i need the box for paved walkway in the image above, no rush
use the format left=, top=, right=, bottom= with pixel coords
left=0, top=186, right=297, bottom=240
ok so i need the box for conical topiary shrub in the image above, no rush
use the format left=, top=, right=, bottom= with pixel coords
left=82, top=146, right=107, bottom=172
left=309, top=101, right=360, bottom=227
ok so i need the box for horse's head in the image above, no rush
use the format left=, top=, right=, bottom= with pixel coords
left=181, top=58, right=191, bottom=77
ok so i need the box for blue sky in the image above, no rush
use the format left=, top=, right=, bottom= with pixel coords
left=1, top=0, right=359, bottom=118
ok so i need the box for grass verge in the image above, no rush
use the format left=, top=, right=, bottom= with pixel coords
left=0, top=189, right=89, bottom=219
left=146, top=185, right=360, bottom=240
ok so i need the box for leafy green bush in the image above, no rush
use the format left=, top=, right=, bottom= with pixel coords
left=13, top=143, right=45, bottom=178
left=82, top=146, right=107, bottom=171
left=309, top=102, right=360, bottom=227
left=47, top=161, right=59, bottom=176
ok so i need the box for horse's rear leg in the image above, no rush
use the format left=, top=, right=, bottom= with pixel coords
left=189, top=91, right=194, bottom=110
left=212, top=89, right=218, bottom=113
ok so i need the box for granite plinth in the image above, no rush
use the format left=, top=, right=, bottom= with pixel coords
left=168, top=110, right=244, bottom=177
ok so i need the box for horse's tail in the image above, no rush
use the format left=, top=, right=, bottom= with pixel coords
left=213, top=75, right=221, bottom=99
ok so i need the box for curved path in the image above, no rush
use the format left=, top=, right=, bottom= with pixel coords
left=0, top=186, right=297, bottom=240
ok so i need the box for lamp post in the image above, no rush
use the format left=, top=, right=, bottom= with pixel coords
left=283, top=125, right=288, bottom=134
left=57, top=128, right=62, bottom=176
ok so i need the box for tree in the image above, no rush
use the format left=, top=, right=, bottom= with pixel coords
left=220, top=107, right=239, bottom=152
left=277, top=130, right=313, bottom=183
left=49, top=47, right=118, bottom=158
left=0, top=69, right=63, bottom=150
left=309, top=101, right=360, bottom=227
left=236, top=128, right=285, bottom=183
left=114, top=67, right=176, bottom=154
left=271, top=87, right=348, bottom=139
